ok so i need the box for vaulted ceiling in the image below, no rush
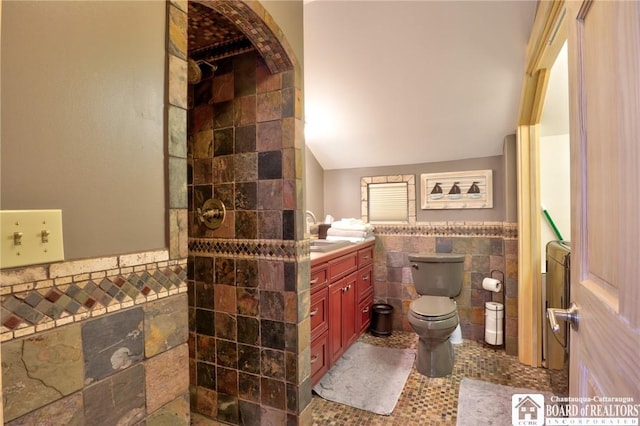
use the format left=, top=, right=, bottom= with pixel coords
left=189, top=1, right=540, bottom=171
left=303, top=1, right=538, bottom=170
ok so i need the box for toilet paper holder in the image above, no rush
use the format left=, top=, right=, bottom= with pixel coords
left=483, top=269, right=507, bottom=304
left=487, top=270, right=505, bottom=303
left=485, top=270, right=506, bottom=348
left=490, top=269, right=504, bottom=286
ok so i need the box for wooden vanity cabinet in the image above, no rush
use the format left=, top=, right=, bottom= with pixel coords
left=356, top=246, right=374, bottom=334
left=310, top=265, right=328, bottom=341
left=310, top=240, right=375, bottom=386
left=310, top=333, right=329, bottom=386
left=310, top=264, right=329, bottom=384
left=356, top=265, right=374, bottom=333
left=328, top=271, right=358, bottom=364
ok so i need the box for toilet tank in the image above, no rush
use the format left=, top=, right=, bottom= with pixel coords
left=408, top=254, right=464, bottom=297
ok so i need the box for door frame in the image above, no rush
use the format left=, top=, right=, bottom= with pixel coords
left=516, top=0, right=567, bottom=366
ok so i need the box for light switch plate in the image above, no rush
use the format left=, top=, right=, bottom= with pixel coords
left=1, top=210, right=65, bottom=269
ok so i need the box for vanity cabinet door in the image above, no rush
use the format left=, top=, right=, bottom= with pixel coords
left=328, top=252, right=358, bottom=282
left=328, top=272, right=357, bottom=365
left=358, top=291, right=374, bottom=334
left=357, top=245, right=374, bottom=267
left=310, top=265, right=327, bottom=294
left=310, top=287, right=329, bottom=341
left=311, top=334, right=329, bottom=387
left=356, top=264, right=373, bottom=302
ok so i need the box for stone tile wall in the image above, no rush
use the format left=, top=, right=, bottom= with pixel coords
left=186, top=47, right=308, bottom=423
left=373, top=222, right=518, bottom=355
left=0, top=251, right=190, bottom=424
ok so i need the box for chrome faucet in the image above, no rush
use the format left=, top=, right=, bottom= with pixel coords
left=305, top=210, right=317, bottom=234
left=305, top=210, right=317, bottom=224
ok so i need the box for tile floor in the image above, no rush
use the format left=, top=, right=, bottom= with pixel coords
left=191, top=331, right=568, bottom=426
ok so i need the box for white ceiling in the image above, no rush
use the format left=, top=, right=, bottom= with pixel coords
left=303, top=0, right=538, bottom=170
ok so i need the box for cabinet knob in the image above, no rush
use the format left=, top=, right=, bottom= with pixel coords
left=362, top=276, right=369, bottom=281
left=310, top=355, right=319, bottom=364
left=310, top=308, right=318, bottom=317
left=310, top=278, right=319, bottom=285
left=362, top=307, right=369, bottom=313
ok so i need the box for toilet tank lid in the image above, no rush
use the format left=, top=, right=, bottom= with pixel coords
left=408, top=253, right=465, bottom=263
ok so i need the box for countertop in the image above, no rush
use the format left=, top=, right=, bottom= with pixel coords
left=310, top=237, right=375, bottom=267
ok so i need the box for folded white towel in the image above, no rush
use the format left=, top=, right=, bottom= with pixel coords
left=326, top=228, right=371, bottom=239
left=326, top=235, right=375, bottom=243
left=330, top=218, right=374, bottom=232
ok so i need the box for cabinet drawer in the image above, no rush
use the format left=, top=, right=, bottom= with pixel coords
left=328, top=253, right=358, bottom=282
left=357, top=264, right=373, bottom=301
left=310, top=266, right=328, bottom=293
left=358, top=292, right=374, bottom=334
left=311, top=334, right=329, bottom=386
left=358, top=245, right=374, bottom=267
left=310, top=287, right=329, bottom=341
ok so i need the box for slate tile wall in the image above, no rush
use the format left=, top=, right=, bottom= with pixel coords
left=186, top=47, right=308, bottom=424
left=1, top=293, right=189, bottom=424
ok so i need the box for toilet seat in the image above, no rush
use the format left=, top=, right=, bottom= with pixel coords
left=410, top=296, right=456, bottom=320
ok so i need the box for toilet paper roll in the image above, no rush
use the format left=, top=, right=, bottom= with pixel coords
left=482, top=277, right=503, bottom=292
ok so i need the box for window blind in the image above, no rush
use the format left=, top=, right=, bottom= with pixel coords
left=368, top=182, right=408, bottom=222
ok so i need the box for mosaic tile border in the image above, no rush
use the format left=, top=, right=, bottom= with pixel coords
left=374, top=221, right=518, bottom=239
left=188, top=237, right=306, bottom=260
left=0, top=250, right=187, bottom=341
left=188, top=223, right=518, bottom=260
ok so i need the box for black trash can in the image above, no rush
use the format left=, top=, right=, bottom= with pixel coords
left=370, top=303, right=394, bottom=336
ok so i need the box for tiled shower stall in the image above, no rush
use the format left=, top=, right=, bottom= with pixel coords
left=186, top=49, right=310, bottom=423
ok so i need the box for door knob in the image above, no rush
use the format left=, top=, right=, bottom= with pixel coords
left=547, top=302, right=579, bottom=333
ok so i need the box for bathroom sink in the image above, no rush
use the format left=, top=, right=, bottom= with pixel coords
left=309, top=240, right=353, bottom=252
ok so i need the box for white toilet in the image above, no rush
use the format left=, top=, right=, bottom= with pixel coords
left=407, top=253, right=464, bottom=377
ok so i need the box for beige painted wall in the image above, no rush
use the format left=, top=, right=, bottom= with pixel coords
left=324, top=155, right=507, bottom=222
left=1, top=1, right=166, bottom=260
left=305, top=146, right=324, bottom=219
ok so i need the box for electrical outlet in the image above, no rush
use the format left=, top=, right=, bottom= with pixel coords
left=1, top=210, right=64, bottom=269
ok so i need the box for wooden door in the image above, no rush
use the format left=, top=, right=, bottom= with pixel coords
left=567, top=0, right=640, bottom=399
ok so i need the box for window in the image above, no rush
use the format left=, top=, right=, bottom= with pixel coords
left=361, top=175, right=416, bottom=224
left=368, top=182, right=408, bottom=222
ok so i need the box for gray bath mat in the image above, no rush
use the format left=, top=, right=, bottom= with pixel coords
left=456, top=378, right=553, bottom=425
left=312, top=342, right=415, bottom=415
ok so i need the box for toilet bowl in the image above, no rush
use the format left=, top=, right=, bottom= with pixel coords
left=407, top=254, right=464, bottom=377
left=408, top=296, right=459, bottom=376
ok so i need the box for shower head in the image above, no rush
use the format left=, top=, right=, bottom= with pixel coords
left=187, top=59, right=218, bottom=84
